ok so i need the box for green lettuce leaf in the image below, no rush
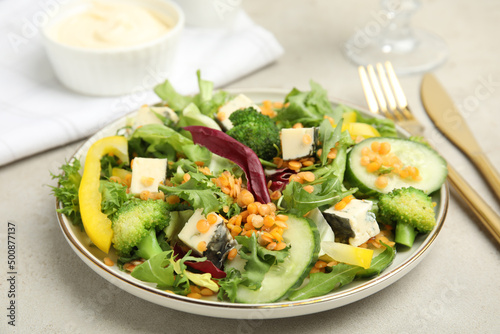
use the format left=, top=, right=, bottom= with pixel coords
left=128, top=124, right=193, bottom=161
left=131, top=251, right=176, bottom=289
left=277, top=81, right=341, bottom=127
left=181, top=144, right=212, bottom=167
left=193, top=71, right=230, bottom=116
left=154, top=81, right=193, bottom=111
left=159, top=172, right=233, bottom=214
left=177, top=103, right=221, bottom=130
left=154, top=71, right=229, bottom=117
left=354, top=110, right=398, bottom=137
left=131, top=250, right=208, bottom=294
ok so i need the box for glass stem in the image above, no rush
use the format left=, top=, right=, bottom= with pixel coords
left=379, top=0, right=421, bottom=53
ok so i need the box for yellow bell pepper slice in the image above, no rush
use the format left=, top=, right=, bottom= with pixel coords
left=342, top=111, right=357, bottom=124
left=320, top=241, right=374, bottom=269
left=342, top=122, right=380, bottom=139
left=79, top=136, right=129, bottom=253
left=111, top=167, right=131, bottom=180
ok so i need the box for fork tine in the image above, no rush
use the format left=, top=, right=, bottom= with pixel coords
left=359, top=65, right=394, bottom=120
left=384, top=62, right=414, bottom=120
left=375, top=63, right=403, bottom=121
left=366, top=64, right=392, bottom=120
left=373, top=63, right=405, bottom=121
left=358, top=66, right=379, bottom=116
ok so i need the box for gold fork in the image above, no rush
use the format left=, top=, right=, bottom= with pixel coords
left=359, top=61, right=500, bottom=245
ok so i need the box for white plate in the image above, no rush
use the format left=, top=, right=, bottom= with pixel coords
left=56, top=89, right=448, bottom=319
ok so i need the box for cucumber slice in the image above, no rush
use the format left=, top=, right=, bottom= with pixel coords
left=345, top=137, right=447, bottom=195
left=233, top=215, right=320, bottom=304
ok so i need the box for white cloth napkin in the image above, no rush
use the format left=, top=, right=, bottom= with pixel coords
left=0, top=3, right=284, bottom=166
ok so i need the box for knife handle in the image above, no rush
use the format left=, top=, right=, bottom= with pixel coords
left=447, top=164, right=500, bottom=245
left=469, top=153, right=500, bottom=203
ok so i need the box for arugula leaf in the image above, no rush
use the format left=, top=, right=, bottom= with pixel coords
left=50, top=159, right=83, bottom=228
left=217, top=268, right=244, bottom=303
left=288, top=263, right=361, bottom=301
left=281, top=178, right=356, bottom=216
left=99, top=180, right=130, bottom=217
left=311, top=130, right=354, bottom=187
left=288, top=243, right=396, bottom=300
left=355, top=242, right=396, bottom=278
left=318, top=118, right=343, bottom=166
left=235, top=234, right=289, bottom=290
left=331, top=131, right=354, bottom=182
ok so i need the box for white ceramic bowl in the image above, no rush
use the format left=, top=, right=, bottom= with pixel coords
left=42, top=0, right=184, bottom=96
left=173, top=0, right=241, bottom=28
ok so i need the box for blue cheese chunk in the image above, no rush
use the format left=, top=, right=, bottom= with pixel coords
left=129, top=157, right=167, bottom=194
left=281, top=127, right=315, bottom=160
left=178, top=209, right=236, bottom=268
left=217, top=94, right=260, bottom=130
left=133, top=105, right=179, bottom=129
left=322, top=199, right=380, bottom=247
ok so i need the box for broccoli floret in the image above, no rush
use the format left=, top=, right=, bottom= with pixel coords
left=226, top=107, right=280, bottom=161
left=378, top=187, right=436, bottom=233
left=111, top=199, right=169, bottom=258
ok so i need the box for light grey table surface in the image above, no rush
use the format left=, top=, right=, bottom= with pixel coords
left=1, top=0, right=500, bottom=333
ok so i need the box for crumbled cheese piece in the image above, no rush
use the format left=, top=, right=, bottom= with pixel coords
left=281, top=127, right=315, bottom=160
left=129, top=157, right=167, bottom=194
left=217, top=94, right=260, bottom=130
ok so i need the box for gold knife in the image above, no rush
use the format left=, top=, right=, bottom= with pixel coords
left=421, top=73, right=500, bottom=203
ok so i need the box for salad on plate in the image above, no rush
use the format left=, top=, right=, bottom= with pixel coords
left=52, top=72, right=448, bottom=304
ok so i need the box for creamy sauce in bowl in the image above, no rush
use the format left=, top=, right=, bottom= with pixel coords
left=52, top=1, right=172, bottom=49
